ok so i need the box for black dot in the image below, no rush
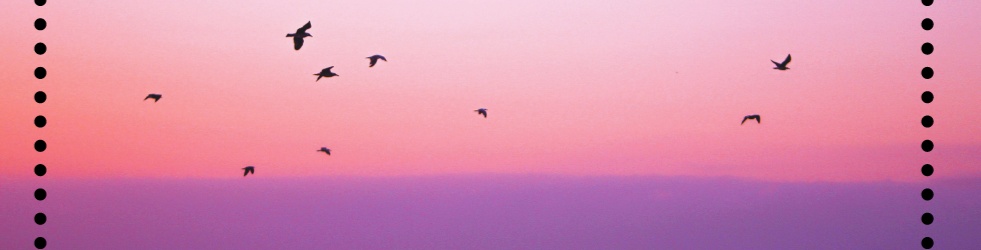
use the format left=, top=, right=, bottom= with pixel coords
left=34, top=140, right=46, bottom=152
left=34, top=213, right=46, bottom=225
left=34, top=43, right=46, bottom=55
left=35, top=116, right=46, bottom=128
left=35, top=91, right=46, bottom=103
left=921, top=43, right=933, bottom=55
left=921, top=164, right=933, bottom=177
left=921, top=67, right=934, bottom=79
left=922, top=237, right=934, bottom=249
left=34, top=188, right=46, bottom=201
left=34, top=18, right=46, bottom=30
left=921, top=188, right=934, bottom=201
left=921, top=91, right=933, bottom=103
left=922, top=140, right=934, bottom=152
left=34, top=67, right=46, bottom=79
left=34, top=237, right=46, bottom=249
left=922, top=18, right=934, bottom=30
left=921, top=213, right=934, bottom=225
left=34, top=164, right=46, bottom=177
left=921, top=116, right=934, bottom=128
left=922, top=0, right=934, bottom=6
left=35, top=0, right=46, bottom=7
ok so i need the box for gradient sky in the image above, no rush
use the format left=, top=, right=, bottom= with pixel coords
left=2, top=1, right=981, bottom=182
left=4, top=1, right=981, bottom=249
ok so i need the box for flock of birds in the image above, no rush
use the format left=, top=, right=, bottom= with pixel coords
left=140, top=21, right=487, bottom=177
left=141, top=21, right=792, bottom=177
left=741, top=54, right=792, bottom=125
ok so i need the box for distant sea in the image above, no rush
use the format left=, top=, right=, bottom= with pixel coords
left=2, top=174, right=978, bottom=249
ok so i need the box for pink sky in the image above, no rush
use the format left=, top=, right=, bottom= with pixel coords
left=3, top=1, right=981, bottom=249
left=1, top=0, right=980, bottom=182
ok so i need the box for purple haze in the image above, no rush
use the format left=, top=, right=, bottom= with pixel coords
left=2, top=175, right=979, bottom=249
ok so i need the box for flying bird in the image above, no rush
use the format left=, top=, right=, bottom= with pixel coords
left=771, top=54, right=791, bottom=70
left=742, top=114, right=761, bottom=125
left=314, top=66, right=338, bottom=81
left=286, top=21, right=312, bottom=50
left=144, top=94, right=162, bottom=102
left=242, top=166, right=255, bottom=177
left=475, top=108, right=487, bottom=118
left=367, top=55, right=387, bottom=67
left=317, top=147, right=331, bottom=156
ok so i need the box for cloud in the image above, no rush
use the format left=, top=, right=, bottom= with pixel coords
left=2, top=174, right=978, bottom=249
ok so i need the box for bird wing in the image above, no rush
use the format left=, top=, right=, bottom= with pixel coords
left=293, top=36, right=304, bottom=50
left=325, top=150, right=330, bottom=155
left=378, top=55, right=387, bottom=61
left=297, top=21, right=312, bottom=33
left=741, top=117, right=749, bottom=124
left=771, top=60, right=781, bottom=67
left=144, top=95, right=152, bottom=100
left=369, top=58, right=377, bottom=67
left=756, top=116, right=761, bottom=123
left=316, top=74, right=323, bottom=81
left=781, top=54, right=791, bottom=65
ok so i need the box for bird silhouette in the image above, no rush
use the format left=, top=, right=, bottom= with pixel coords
left=242, top=166, right=255, bottom=177
left=317, top=147, right=331, bottom=156
left=475, top=108, right=487, bottom=118
left=286, top=21, right=312, bottom=50
left=367, top=55, right=387, bottom=67
left=144, top=94, right=162, bottom=102
left=314, top=66, right=338, bottom=81
left=771, top=54, right=791, bottom=70
left=742, top=114, right=761, bottom=125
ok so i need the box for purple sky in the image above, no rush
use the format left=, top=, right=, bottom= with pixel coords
left=1, top=0, right=979, bottom=249
left=2, top=175, right=980, bottom=249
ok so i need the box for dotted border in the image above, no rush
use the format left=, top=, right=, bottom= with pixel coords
left=919, top=0, right=935, bottom=249
left=13, top=0, right=959, bottom=248
left=33, top=0, right=48, bottom=249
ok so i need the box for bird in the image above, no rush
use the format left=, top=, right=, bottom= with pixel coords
left=367, top=55, right=387, bottom=67
left=317, top=147, right=331, bottom=156
left=286, top=21, right=312, bottom=50
left=741, top=114, right=761, bottom=125
left=314, top=66, right=338, bottom=81
left=144, top=94, right=162, bottom=102
left=242, top=166, right=255, bottom=177
left=771, top=54, right=791, bottom=70
left=475, top=108, right=487, bottom=118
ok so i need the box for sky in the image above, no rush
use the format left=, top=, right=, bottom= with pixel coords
left=2, top=176, right=981, bottom=249
left=1, top=0, right=980, bottom=181
left=1, top=0, right=980, bottom=249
